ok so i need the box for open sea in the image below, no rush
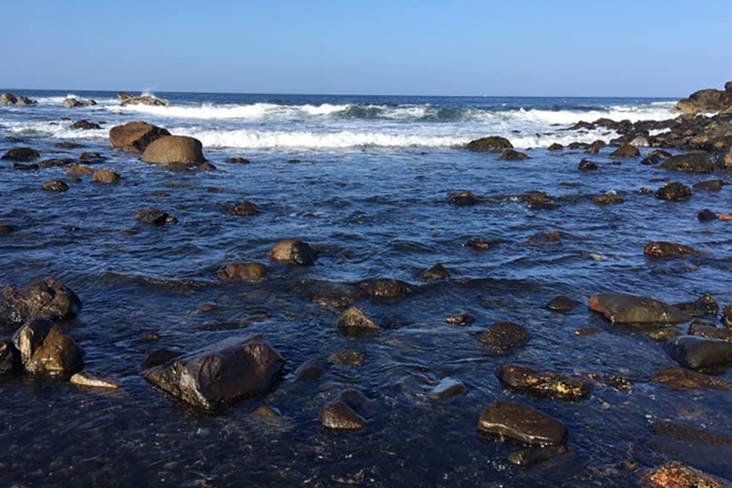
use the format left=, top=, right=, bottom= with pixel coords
left=2, top=90, right=732, bottom=487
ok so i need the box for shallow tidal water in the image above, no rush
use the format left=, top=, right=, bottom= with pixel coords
left=1, top=93, right=732, bottom=487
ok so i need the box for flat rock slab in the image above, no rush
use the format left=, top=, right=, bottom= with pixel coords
left=144, top=333, right=284, bottom=410
left=651, top=366, right=730, bottom=391
left=589, top=293, right=688, bottom=324
left=665, top=336, right=732, bottom=371
left=497, top=363, right=592, bottom=400
left=641, top=461, right=732, bottom=488
left=477, top=401, right=567, bottom=446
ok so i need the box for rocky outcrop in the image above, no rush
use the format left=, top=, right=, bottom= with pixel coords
left=0, top=277, right=82, bottom=331
left=1, top=93, right=37, bottom=106
left=109, top=121, right=170, bottom=153
left=466, top=136, right=513, bottom=152
left=477, top=401, right=567, bottom=446
left=143, top=333, right=285, bottom=409
left=268, top=240, right=316, bottom=266
left=675, top=82, right=732, bottom=114
left=141, top=135, right=205, bottom=165
left=117, top=92, right=168, bottom=107
left=589, top=293, right=688, bottom=324
left=64, top=97, right=97, bottom=108
left=12, top=318, right=83, bottom=376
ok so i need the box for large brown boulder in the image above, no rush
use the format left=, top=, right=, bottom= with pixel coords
left=0, top=277, right=82, bottom=331
left=675, top=86, right=732, bottom=115
left=143, top=333, right=285, bottom=410
left=466, top=136, right=513, bottom=152
left=589, top=293, right=688, bottom=324
left=117, top=92, right=168, bottom=107
left=12, top=318, right=83, bottom=376
left=141, top=135, right=205, bottom=164
left=109, top=121, right=170, bottom=153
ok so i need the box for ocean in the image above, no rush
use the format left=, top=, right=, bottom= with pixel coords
left=1, top=90, right=731, bottom=488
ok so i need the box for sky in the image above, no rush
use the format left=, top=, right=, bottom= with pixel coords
left=2, top=0, right=731, bottom=97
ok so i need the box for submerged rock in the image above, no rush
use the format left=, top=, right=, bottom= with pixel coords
left=320, top=400, right=365, bottom=431
left=428, top=377, right=468, bottom=400
left=109, top=121, right=170, bottom=153
left=641, top=461, right=732, bottom=488
left=226, top=157, right=251, bottom=164
left=141, top=135, right=206, bottom=165
left=449, top=190, right=480, bottom=206
left=478, top=322, right=529, bottom=354
left=417, top=263, right=451, bottom=282
left=659, top=152, right=714, bottom=173
left=651, top=420, right=732, bottom=445
left=593, top=194, right=624, bottom=206
left=578, top=159, right=598, bottom=171
left=268, top=239, right=316, bottom=266
left=12, top=318, right=83, bottom=376
left=143, top=333, right=284, bottom=410
left=477, top=401, right=567, bottom=446
left=651, top=366, right=730, bottom=390
left=497, top=363, right=592, bottom=400
left=293, top=358, right=330, bottom=382
left=444, top=313, right=476, bottom=326
left=656, top=182, right=692, bottom=202
left=664, top=336, right=732, bottom=371
left=217, top=263, right=268, bottom=282
left=693, top=179, right=724, bottom=192
left=643, top=241, right=696, bottom=258
left=41, top=180, right=69, bottom=192
left=698, top=209, right=717, bottom=221
left=0, top=277, right=82, bottom=331
left=228, top=201, right=260, bottom=216
left=2, top=147, right=40, bottom=161
left=135, top=207, right=177, bottom=225
left=466, top=136, right=513, bottom=152
left=589, top=293, right=688, bottom=324
left=334, top=307, right=380, bottom=336
left=546, top=296, right=573, bottom=312
left=329, top=350, right=365, bottom=367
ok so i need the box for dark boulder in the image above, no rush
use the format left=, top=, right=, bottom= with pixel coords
left=268, top=239, right=316, bottom=266
left=698, top=209, right=717, bottom=221
left=675, top=86, right=732, bottom=114
left=610, top=144, right=640, bottom=158
left=335, top=307, right=380, bottom=336
left=39, top=158, right=74, bottom=168
left=651, top=420, right=732, bottom=445
left=141, top=135, right=205, bottom=165
left=217, top=263, right=268, bottom=282
left=226, top=157, right=251, bottom=164
left=320, top=400, right=365, bottom=431
left=359, top=279, right=412, bottom=300
left=91, top=169, right=121, bottom=184
left=12, top=318, right=83, bottom=376
left=546, top=296, right=573, bottom=312
left=477, top=401, right=567, bottom=446
left=651, top=366, right=730, bottom=390
left=117, top=92, right=168, bottom=107
left=641, top=461, right=732, bottom=488
left=228, top=201, right=260, bottom=216
left=449, top=190, right=480, bottom=206
left=11, top=162, right=39, bottom=171
left=724, top=305, right=732, bottom=330
left=497, top=363, right=592, bottom=400
left=0, top=93, right=17, bottom=105
left=134, top=207, right=177, bottom=225
left=0, top=277, right=82, bottom=331
left=589, top=293, right=688, bottom=324
left=141, top=348, right=183, bottom=370
left=593, top=194, right=624, bottom=206
left=547, top=143, right=564, bottom=151
left=665, top=336, right=732, bottom=371
left=0, top=339, right=20, bottom=375
left=70, top=120, right=102, bottom=130
left=643, top=241, right=696, bottom=258
left=641, top=149, right=672, bottom=165
left=719, top=146, right=732, bottom=168
left=109, top=121, right=170, bottom=153
left=578, top=159, right=598, bottom=171
left=659, top=152, right=714, bottom=173
left=428, top=377, right=468, bottom=400
left=674, top=294, right=719, bottom=318
left=0, top=224, right=17, bottom=235
left=688, top=322, right=732, bottom=343
left=655, top=182, right=692, bottom=202
left=417, top=263, right=450, bottom=282
left=466, top=136, right=513, bottom=152
left=79, top=152, right=105, bottom=164
left=293, top=358, right=330, bottom=382
left=507, top=445, right=575, bottom=468
left=143, top=333, right=285, bottom=410
left=478, top=322, right=529, bottom=354
left=2, top=147, right=40, bottom=161
left=498, top=149, right=530, bottom=161
left=693, top=179, right=724, bottom=191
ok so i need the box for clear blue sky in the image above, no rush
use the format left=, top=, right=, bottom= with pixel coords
left=2, top=0, right=731, bottom=97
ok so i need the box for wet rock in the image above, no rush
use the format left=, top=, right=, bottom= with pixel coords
left=547, top=296, right=573, bottom=312
left=584, top=144, right=600, bottom=155
left=547, top=143, right=563, bottom=151
left=2, top=147, right=40, bottom=161
left=0, top=92, right=17, bottom=105
left=0, top=277, right=82, bottom=331
left=444, top=313, right=476, bottom=326
left=466, top=136, right=513, bottom=152
left=643, top=241, right=696, bottom=258
left=527, top=231, right=561, bottom=245
left=449, top=190, right=480, bottom=206
left=589, top=293, right=688, bottom=324
left=268, top=239, right=316, bottom=266
left=226, top=157, right=251, bottom=164
left=91, top=169, right=121, bottom=184
left=497, top=363, right=592, bottom=400
left=0, top=339, right=20, bottom=375
left=134, top=207, right=177, bottom=225
left=55, top=141, right=85, bottom=149
left=320, top=400, right=365, bottom=431
left=719, top=146, right=732, bottom=168
left=39, top=158, right=74, bottom=168
left=143, top=333, right=285, bottom=409
left=359, top=279, right=412, bottom=300
left=674, top=294, right=718, bottom=318
left=0, top=224, right=17, bottom=235
left=109, top=121, right=171, bottom=153
left=12, top=318, right=83, bottom=376
left=651, top=420, right=732, bottom=445
left=329, top=350, right=365, bottom=367
left=675, top=83, right=732, bottom=114
left=641, top=461, right=732, bottom=488
left=660, top=152, right=714, bottom=173
left=417, top=263, right=450, bottom=282
left=498, top=149, right=530, bottom=161
left=63, top=97, right=97, bottom=108
left=610, top=144, right=640, bottom=158
left=698, top=209, right=717, bottom=221
left=70, top=120, right=102, bottom=130
left=228, top=201, right=260, bottom=216
left=688, top=322, right=732, bottom=343
left=465, top=238, right=495, bottom=251
left=140, top=348, right=183, bottom=370
left=694, top=179, right=724, bottom=191
left=665, top=336, right=732, bottom=371
left=141, top=135, right=206, bottom=165
left=656, top=182, right=692, bottom=202
left=79, top=152, right=105, bottom=163
left=651, top=366, right=730, bottom=390
left=217, top=263, right=268, bottom=282
left=507, top=445, right=575, bottom=468
left=478, top=322, right=529, bottom=354
left=117, top=92, right=168, bottom=107
left=477, top=401, right=567, bottom=446
left=293, top=358, right=330, bottom=382
left=198, top=161, right=216, bottom=171
left=70, top=371, right=120, bottom=389
left=578, top=159, right=598, bottom=171
left=723, top=305, right=732, bottom=330
left=334, top=307, right=380, bottom=336
left=11, top=162, right=39, bottom=171
left=641, top=149, right=672, bottom=165
left=428, top=377, right=467, bottom=400
left=66, top=165, right=94, bottom=176
left=593, top=193, right=624, bottom=205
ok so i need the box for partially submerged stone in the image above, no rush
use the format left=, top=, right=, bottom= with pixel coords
left=428, top=377, right=467, bottom=400
left=477, top=401, right=567, bottom=446
left=659, top=152, right=714, bottom=173
left=91, top=169, right=121, bottom=184
left=143, top=334, right=285, bottom=410
left=0, top=339, right=20, bottom=375
left=650, top=420, right=732, bottom=445
left=329, top=350, right=365, bottom=367
left=1, top=147, right=40, bottom=161
left=0, top=277, right=82, bottom=331
left=641, top=461, right=732, bottom=488
left=268, top=239, right=316, bottom=266
left=134, top=207, right=177, bottom=225
left=643, top=241, right=696, bottom=258
left=359, top=279, right=412, bottom=300
left=466, top=136, right=513, bottom=152
left=655, top=182, right=692, bottom=202
left=664, top=336, right=732, bottom=371
left=478, top=322, right=529, bottom=354
left=589, top=293, right=688, bottom=324
left=651, top=366, right=730, bottom=391
left=70, top=371, right=120, bottom=389
left=141, top=135, right=205, bottom=165
left=217, top=263, right=268, bottom=282
left=498, top=149, right=530, bottom=161
left=497, top=363, right=592, bottom=400
left=335, top=307, right=380, bottom=336
left=41, top=180, right=69, bottom=192
left=320, top=400, right=365, bottom=431
left=417, top=263, right=451, bottom=282
left=547, top=296, right=573, bottom=312
left=610, top=144, right=640, bottom=158
left=507, top=445, right=575, bottom=468
left=12, top=318, right=83, bottom=376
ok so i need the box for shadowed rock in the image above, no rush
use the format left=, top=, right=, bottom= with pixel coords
left=109, top=121, right=170, bottom=153
left=507, top=445, right=575, bottom=468
left=498, top=149, right=530, bottom=161
left=660, top=152, right=714, bottom=173
left=449, top=190, right=480, bottom=206
left=269, top=239, right=316, bottom=266
left=651, top=420, right=732, bottom=445
left=0, top=339, right=20, bottom=375
left=12, top=318, right=83, bottom=376
left=478, top=322, right=529, bottom=354
left=547, top=296, right=573, bottom=312
left=579, top=159, right=598, bottom=171
left=143, top=333, right=284, bottom=410
left=320, top=400, right=365, bottom=431
left=228, top=201, right=260, bottom=216
left=651, top=366, right=730, bottom=390
left=135, top=207, right=177, bottom=225
left=656, top=182, right=692, bottom=202
left=293, top=358, right=330, bottom=382
left=477, top=401, right=567, bottom=446
left=665, top=336, right=732, bottom=371
left=41, top=180, right=69, bottom=192
left=610, top=145, right=639, bottom=158
left=0, top=277, right=82, bottom=331
left=2, top=147, right=40, bottom=161
left=142, top=135, right=205, bottom=165
left=428, top=377, right=468, bottom=400
left=466, top=136, right=513, bottom=152
left=643, top=241, right=696, bottom=258
left=359, top=279, right=412, bottom=300
left=497, top=363, right=592, bottom=400
left=71, top=120, right=101, bottom=130
left=417, top=263, right=450, bottom=282
left=589, top=293, right=688, bottom=324
left=693, top=180, right=724, bottom=192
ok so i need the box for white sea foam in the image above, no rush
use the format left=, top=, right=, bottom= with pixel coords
left=1, top=120, right=107, bottom=139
